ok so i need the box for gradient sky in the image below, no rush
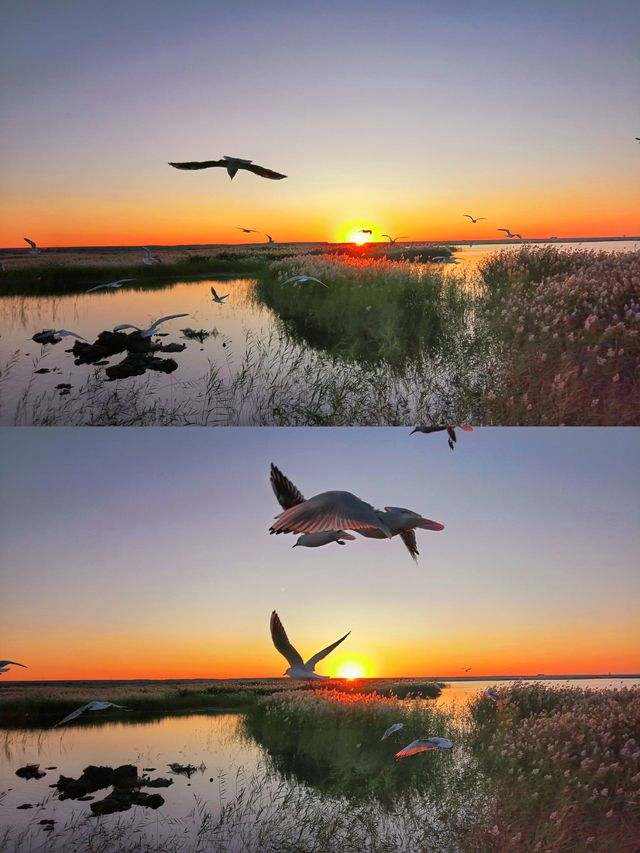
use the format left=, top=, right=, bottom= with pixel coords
left=1, top=1, right=639, bottom=247
left=1, top=427, right=638, bottom=680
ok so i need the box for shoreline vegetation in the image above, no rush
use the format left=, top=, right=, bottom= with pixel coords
left=1, top=682, right=637, bottom=851
left=1, top=245, right=638, bottom=426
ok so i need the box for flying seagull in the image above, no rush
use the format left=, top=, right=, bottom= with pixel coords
left=270, top=610, right=350, bottom=680
left=462, top=667, right=472, bottom=673
left=210, top=285, right=228, bottom=304
left=265, top=234, right=275, bottom=244
left=497, top=229, right=522, bottom=240
left=410, top=425, right=473, bottom=451
left=463, top=215, right=486, bottom=223
left=53, top=701, right=130, bottom=728
left=381, top=235, right=407, bottom=245
left=142, top=247, right=162, bottom=265
left=432, top=256, right=460, bottom=265
left=86, top=278, right=136, bottom=293
left=24, top=237, right=39, bottom=256
left=113, top=314, right=190, bottom=338
left=169, top=155, right=287, bottom=181
left=293, top=531, right=356, bottom=548
left=281, top=275, right=328, bottom=288
left=237, top=227, right=258, bottom=234
left=381, top=722, right=404, bottom=741
left=359, top=229, right=373, bottom=235
left=0, top=660, right=27, bottom=674
left=269, top=464, right=392, bottom=539
left=269, top=464, right=442, bottom=560
left=33, top=329, right=87, bottom=343
left=396, top=737, right=454, bottom=759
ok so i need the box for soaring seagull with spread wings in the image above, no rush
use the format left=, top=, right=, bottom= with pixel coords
left=410, top=425, right=473, bottom=451
left=53, top=701, right=130, bottom=728
left=270, top=610, right=350, bottom=679
left=463, top=214, right=486, bottom=223
left=210, top=286, right=228, bottom=304
left=113, top=314, right=189, bottom=338
left=269, top=464, right=443, bottom=560
left=396, top=737, right=454, bottom=759
left=0, top=660, right=27, bottom=674
left=24, top=237, right=39, bottom=256
left=381, top=235, right=407, bottom=245
left=281, top=275, right=328, bottom=288
left=169, top=155, right=287, bottom=181
left=237, top=227, right=258, bottom=234
left=497, top=229, right=523, bottom=239
left=86, top=278, right=136, bottom=293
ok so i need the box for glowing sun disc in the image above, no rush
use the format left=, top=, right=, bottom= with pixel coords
left=336, top=661, right=366, bottom=680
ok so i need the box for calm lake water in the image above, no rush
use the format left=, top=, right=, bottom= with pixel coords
left=0, top=241, right=636, bottom=426
left=1, top=678, right=638, bottom=850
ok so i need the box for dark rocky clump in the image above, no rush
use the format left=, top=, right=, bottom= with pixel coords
left=90, top=790, right=164, bottom=816
left=142, top=777, right=173, bottom=788
left=57, top=764, right=135, bottom=799
left=15, top=764, right=46, bottom=780
left=157, top=342, right=186, bottom=353
left=72, top=331, right=130, bottom=365
left=17, top=803, right=34, bottom=809
left=32, top=331, right=61, bottom=345
left=105, top=354, right=178, bottom=380
left=33, top=367, right=51, bottom=374
left=55, top=384, right=72, bottom=390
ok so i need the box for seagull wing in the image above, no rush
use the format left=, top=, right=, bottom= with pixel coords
left=270, top=611, right=304, bottom=668
left=305, top=629, right=350, bottom=671
left=381, top=722, right=404, bottom=741
left=463, top=215, right=474, bottom=221
left=113, top=323, right=140, bottom=332
left=270, top=491, right=391, bottom=537
left=308, top=277, right=328, bottom=288
left=497, top=229, right=510, bottom=234
left=270, top=463, right=305, bottom=509
left=53, top=703, right=91, bottom=727
left=0, top=660, right=26, bottom=668
left=241, top=163, right=287, bottom=180
left=211, top=286, right=219, bottom=299
left=24, top=238, right=37, bottom=249
left=86, top=283, right=109, bottom=293
left=396, top=739, right=440, bottom=759
left=169, top=160, right=226, bottom=170
left=149, top=314, right=190, bottom=330
left=399, top=529, right=419, bottom=562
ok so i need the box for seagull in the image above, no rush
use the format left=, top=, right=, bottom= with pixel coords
left=432, top=256, right=460, bottom=265
left=410, top=425, right=473, bottom=451
left=381, top=235, right=407, bottom=245
left=484, top=687, right=507, bottom=710
left=497, top=229, right=523, bottom=240
left=53, top=701, right=130, bottom=728
left=281, top=275, right=328, bottom=288
left=210, top=286, right=228, bottom=304
left=113, top=314, right=190, bottom=338
left=33, top=329, right=87, bottom=343
left=265, top=234, right=275, bottom=244
left=24, top=237, right=39, bottom=256
left=269, top=464, right=392, bottom=539
left=381, top=722, right=404, bottom=741
left=169, top=155, right=287, bottom=181
left=86, top=278, right=136, bottom=293
left=270, top=610, right=350, bottom=680
left=237, top=227, right=258, bottom=234
left=269, top=464, right=442, bottom=560
left=396, top=737, right=453, bottom=759
left=462, top=667, right=472, bottom=673
left=142, top=247, right=162, bottom=265
left=0, top=660, right=27, bottom=674
left=359, top=229, right=373, bottom=235
left=293, top=531, right=356, bottom=548
left=463, top=215, right=486, bottom=223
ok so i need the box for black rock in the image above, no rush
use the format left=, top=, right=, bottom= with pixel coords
left=76, top=795, right=95, bottom=801
left=16, top=764, right=46, bottom=780
left=55, top=384, right=72, bottom=390
left=82, top=765, right=116, bottom=788
left=39, top=819, right=55, bottom=826
left=143, top=777, right=173, bottom=788
left=142, top=767, right=156, bottom=772
left=33, top=368, right=51, bottom=374
left=17, top=804, right=33, bottom=809
left=90, top=797, right=125, bottom=816
left=133, top=792, right=164, bottom=809
left=147, top=357, right=178, bottom=374
left=112, top=764, right=138, bottom=788
left=158, top=342, right=186, bottom=353
left=44, top=766, right=57, bottom=770
left=59, top=389, right=71, bottom=396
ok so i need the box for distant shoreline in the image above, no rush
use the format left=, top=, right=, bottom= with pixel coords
left=1, top=236, right=638, bottom=254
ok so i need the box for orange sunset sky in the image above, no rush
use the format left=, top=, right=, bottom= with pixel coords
left=1, top=2, right=639, bottom=248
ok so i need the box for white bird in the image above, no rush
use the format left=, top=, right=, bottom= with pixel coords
left=381, top=235, right=407, bottom=245
left=497, top=229, right=522, bottom=240
left=463, top=215, right=486, bottom=223
left=281, top=275, right=328, bottom=288
left=24, top=237, right=38, bottom=256
left=381, top=722, right=404, bottom=741
left=431, top=256, right=460, bottom=265
left=265, top=234, right=275, bottom=244
left=0, top=660, right=27, bottom=674
left=269, top=464, right=442, bottom=561
left=113, top=314, right=190, bottom=338
left=293, top=531, right=356, bottom=548
left=269, top=464, right=392, bottom=539
left=86, top=278, right=136, bottom=294
left=396, top=737, right=453, bottom=759
left=142, top=247, right=162, bottom=265
left=53, top=701, right=130, bottom=728
left=270, top=610, right=350, bottom=680
left=410, top=425, right=473, bottom=451
left=169, top=155, right=287, bottom=181
left=211, top=286, right=228, bottom=304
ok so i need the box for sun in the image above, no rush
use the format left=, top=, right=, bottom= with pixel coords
left=347, top=229, right=371, bottom=246
left=335, top=660, right=367, bottom=680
